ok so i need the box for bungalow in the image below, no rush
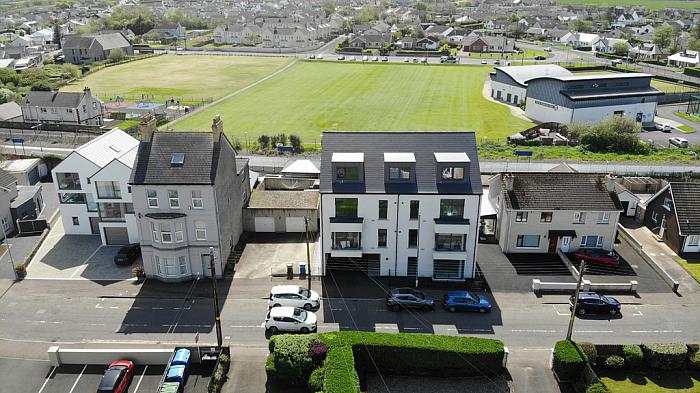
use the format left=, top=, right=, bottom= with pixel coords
left=415, top=36, right=440, bottom=50
left=594, top=38, right=630, bottom=54
left=462, top=35, right=514, bottom=53
left=560, top=32, right=600, bottom=48
left=349, top=33, right=392, bottom=49
left=643, top=183, right=700, bottom=257
left=629, top=43, right=669, bottom=60
left=668, top=50, right=699, bottom=68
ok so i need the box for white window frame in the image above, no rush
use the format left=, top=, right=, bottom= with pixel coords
left=651, top=211, right=658, bottom=223
left=580, top=235, right=604, bottom=249
left=191, top=190, right=203, bottom=209
left=574, top=212, right=586, bottom=224
left=151, top=222, right=159, bottom=242
left=168, top=190, right=180, bottom=209
left=161, top=223, right=172, bottom=243
left=178, top=255, right=188, bottom=275
left=688, top=235, right=700, bottom=247
left=2, top=217, right=9, bottom=230
left=515, top=212, right=528, bottom=222
left=175, top=222, right=184, bottom=243
left=597, top=212, right=610, bottom=224
left=663, top=196, right=671, bottom=210
left=195, top=221, right=206, bottom=240
left=516, top=234, right=540, bottom=248
left=154, top=255, right=161, bottom=275
left=147, top=189, right=158, bottom=208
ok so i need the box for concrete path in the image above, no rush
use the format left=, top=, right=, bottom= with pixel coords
left=221, top=347, right=270, bottom=393
left=507, top=347, right=567, bottom=393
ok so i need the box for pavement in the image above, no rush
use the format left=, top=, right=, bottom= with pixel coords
left=233, top=233, right=317, bottom=279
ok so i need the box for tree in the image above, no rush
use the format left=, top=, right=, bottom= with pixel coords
left=613, top=42, right=629, bottom=56
left=570, top=19, right=592, bottom=33
left=568, top=117, right=649, bottom=155
left=108, top=48, right=126, bottom=62
left=355, top=6, right=380, bottom=23
left=322, top=0, right=335, bottom=17
left=257, top=135, right=270, bottom=150
left=414, top=1, right=428, bottom=11
left=289, top=135, right=302, bottom=153
left=53, top=24, right=61, bottom=49
left=653, top=25, right=674, bottom=50
left=277, top=133, right=288, bottom=146
left=0, top=88, right=15, bottom=104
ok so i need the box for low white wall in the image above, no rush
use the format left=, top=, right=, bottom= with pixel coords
left=617, top=224, right=680, bottom=292
left=532, top=279, right=638, bottom=293
left=47, top=347, right=174, bottom=367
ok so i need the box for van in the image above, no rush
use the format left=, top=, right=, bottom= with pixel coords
left=611, top=59, right=622, bottom=66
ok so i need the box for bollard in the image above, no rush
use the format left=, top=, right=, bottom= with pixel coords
left=286, top=263, right=294, bottom=280
left=299, top=261, right=307, bottom=280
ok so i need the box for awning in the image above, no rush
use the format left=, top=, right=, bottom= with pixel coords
left=549, top=230, right=577, bottom=238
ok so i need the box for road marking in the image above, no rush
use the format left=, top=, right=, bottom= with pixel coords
left=552, top=304, right=570, bottom=316
left=511, top=329, right=558, bottom=333
left=37, top=366, right=56, bottom=393
left=68, top=364, right=87, bottom=393
left=152, top=307, right=164, bottom=310
left=632, top=330, right=682, bottom=333
left=633, top=306, right=643, bottom=316
left=109, top=306, right=119, bottom=309
left=575, top=330, right=614, bottom=333
left=133, top=365, right=148, bottom=393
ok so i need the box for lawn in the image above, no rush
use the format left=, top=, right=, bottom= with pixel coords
left=478, top=142, right=700, bottom=162
left=598, top=367, right=700, bottom=392
left=556, top=0, right=700, bottom=10
left=676, top=257, right=700, bottom=284
left=62, top=54, right=293, bottom=102
left=676, top=111, right=700, bottom=123
left=169, top=61, right=534, bottom=141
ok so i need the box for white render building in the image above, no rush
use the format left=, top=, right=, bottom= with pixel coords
left=52, top=128, right=140, bottom=245
left=319, top=132, right=482, bottom=280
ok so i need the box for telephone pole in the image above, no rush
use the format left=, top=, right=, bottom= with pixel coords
left=304, top=216, right=311, bottom=290
left=209, top=247, right=223, bottom=348
left=566, top=260, right=586, bottom=340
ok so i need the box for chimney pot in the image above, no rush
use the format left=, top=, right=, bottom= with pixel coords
left=504, top=173, right=514, bottom=192
left=139, top=113, right=156, bottom=142
left=211, top=115, right=223, bottom=142
left=605, top=173, right=616, bottom=193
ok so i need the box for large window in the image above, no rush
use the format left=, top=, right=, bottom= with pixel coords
left=433, top=259, right=464, bottom=280
left=435, top=234, right=466, bottom=251
left=580, top=235, right=604, bottom=249
left=175, top=222, right=184, bottom=243
left=574, top=212, right=586, bottom=224
left=540, top=212, right=553, bottom=223
left=441, top=167, right=465, bottom=181
left=98, top=202, right=127, bottom=221
left=195, top=221, right=207, bottom=240
left=388, top=166, right=411, bottom=180
left=178, top=256, right=188, bottom=275
left=378, top=200, right=387, bottom=220
left=335, top=166, right=359, bottom=181
left=56, top=172, right=81, bottom=190
left=377, top=229, right=387, bottom=248
left=408, top=229, right=418, bottom=248
left=161, top=223, right=172, bottom=243
left=95, top=181, right=121, bottom=199
left=154, top=256, right=189, bottom=277
left=409, top=200, right=419, bottom=220
left=147, top=189, right=158, bottom=208
left=331, top=232, right=361, bottom=249
left=335, top=198, right=358, bottom=217
left=59, top=193, right=86, bottom=204
left=168, top=190, right=180, bottom=209
left=515, top=212, right=528, bottom=222
left=191, top=190, right=203, bottom=209
left=516, top=235, right=540, bottom=248
left=440, top=199, right=464, bottom=218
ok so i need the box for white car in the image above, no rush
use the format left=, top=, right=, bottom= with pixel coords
left=420, top=57, right=427, bottom=63
left=371, top=56, right=378, bottom=61
left=269, top=285, right=320, bottom=310
left=656, top=123, right=672, bottom=132
left=403, top=57, right=410, bottom=62
left=481, top=59, right=487, bottom=64
left=316, top=54, right=323, bottom=59
left=265, top=306, right=317, bottom=334
left=362, top=55, right=369, bottom=61
left=544, top=46, right=552, bottom=52
left=669, top=137, right=689, bottom=148
left=349, top=56, right=356, bottom=61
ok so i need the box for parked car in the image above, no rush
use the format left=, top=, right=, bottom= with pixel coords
left=534, top=55, right=546, bottom=60
left=574, top=248, right=620, bottom=266
left=268, top=285, right=320, bottom=310
left=481, top=59, right=487, bottom=64
left=412, top=57, right=419, bottom=63
left=403, top=57, right=410, bottom=62
left=494, top=60, right=501, bottom=65
left=97, top=360, right=134, bottom=393
left=611, top=59, right=622, bottom=66
left=441, top=55, right=457, bottom=63
left=381, top=57, right=389, bottom=62
left=543, top=47, right=552, bottom=52
left=349, top=56, right=356, bottom=61
left=371, top=56, right=379, bottom=61
left=316, top=54, right=323, bottom=59
left=362, top=55, right=369, bottom=61
left=308, top=54, right=316, bottom=59
left=337, top=55, right=345, bottom=60
left=670, top=137, right=689, bottom=148
left=569, top=292, right=621, bottom=316
left=420, top=57, right=427, bottom=63
left=114, top=244, right=141, bottom=265
left=443, top=291, right=492, bottom=313
left=656, top=123, right=672, bottom=132
left=265, top=306, right=317, bottom=334
left=386, top=288, right=434, bottom=311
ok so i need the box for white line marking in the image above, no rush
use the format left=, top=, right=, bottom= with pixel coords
left=511, top=329, right=558, bottom=333
left=133, top=365, right=147, bottom=392
left=37, top=366, right=56, bottom=393
left=574, top=330, right=614, bottom=333
left=68, top=364, right=87, bottom=393
left=552, top=304, right=569, bottom=316
left=631, top=330, right=682, bottom=333
left=152, top=307, right=164, bottom=310
left=109, top=306, right=119, bottom=309
left=633, top=306, right=643, bottom=316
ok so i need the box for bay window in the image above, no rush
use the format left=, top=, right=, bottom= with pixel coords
left=435, top=234, right=466, bottom=251
left=331, top=232, right=361, bottom=249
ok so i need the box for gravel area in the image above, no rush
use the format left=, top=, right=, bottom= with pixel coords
left=366, top=374, right=512, bottom=393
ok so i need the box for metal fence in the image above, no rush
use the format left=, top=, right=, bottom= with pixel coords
left=17, top=219, right=47, bottom=235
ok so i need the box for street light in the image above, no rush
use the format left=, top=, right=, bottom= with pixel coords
left=566, top=260, right=586, bottom=340
left=31, top=122, right=43, bottom=153
left=1, top=221, right=17, bottom=280
left=244, top=131, right=249, bottom=153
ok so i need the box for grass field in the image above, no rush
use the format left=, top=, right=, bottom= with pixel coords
left=62, top=54, right=293, bottom=102
left=169, top=61, right=534, bottom=141
left=676, top=257, right=700, bottom=283
left=556, top=0, right=700, bottom=10
left=599, top=367, right=700, bottom=392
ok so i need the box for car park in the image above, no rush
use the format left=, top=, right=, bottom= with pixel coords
left=670, top=137, right=689, bottom=148
left=574, top=248, right=620, bottom=266
left=113, top=244, right=141, bottom=265
left=569, top=292, right=621, bottom=316
left=442, top=291, right=492, bottom=313
left=265, top=306, right=317, bottom=334
left=386, top=288, right=434, bottom=311
left=481, top=59, right=487, bottom=64
left=362, top=55, right=369, bottom=61
left=656, top=123, right=672, bottom=132
left=97, top=360, right=134, bottom=393
left=337, top=55, right=345, bottom=60
left=268, top=285, right=320, bottom=310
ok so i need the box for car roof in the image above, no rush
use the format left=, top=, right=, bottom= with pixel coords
left=391, top=287, right=419, bottom=294
left=447, top=291, right=470, bottom=297
left=578, top=292, right=601, bottom=299
left=271, top=285, right=300, bottom=295
left=269, top=306, right=299, bottom=318
left=99, top=369, right=122, bottom=389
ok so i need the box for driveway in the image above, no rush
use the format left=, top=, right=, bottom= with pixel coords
left=233, top=233, right=318, bottom=279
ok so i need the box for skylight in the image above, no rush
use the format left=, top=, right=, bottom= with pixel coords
left=109, top=145, right=121, bottom=153
left=171, top=153, right=185, bottom=166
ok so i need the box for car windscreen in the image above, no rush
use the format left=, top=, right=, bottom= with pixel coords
left=471, top=294, right=481, bottom=302
left=298, top=288, right=310, bottom=298
left=294, top=309, right=307, bottom=321
left=98, top=368, right=124, bottom=390
left=600, top=295, right=610, bottom=303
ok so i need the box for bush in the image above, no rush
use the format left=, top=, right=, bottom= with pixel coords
left=688, top=344, right=700, bottom=369
left=622, top=345, right=643, bottom=367
left=219, top=353, right=230, bottom=364
left=605, top=355, right=625, bottom=369
left=267, top=334, right=316, bottom=385
left=308, top=340, right=328, bottom=367
left=308, top=366, right=325, bottom=392
left=579, top=342, right=597, bottom=366
left=553, top=340, right=587, bottom=381
left=323, top=346, right=359, bottom=393
left=569, top=117, right=650, bottom=155
left=642, top=342, right=687, bottom=370
left=586, top=382, right=610, bottom=393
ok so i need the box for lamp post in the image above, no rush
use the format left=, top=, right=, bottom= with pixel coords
left=31, top=122, right=43, bottom=153
left=209, top=247, right=223, bottom=348
left=1, top=221, right=16, bottom=280
left=244, top=131, right=249, bottom=153
left=566, top=260, right=586, bottom=341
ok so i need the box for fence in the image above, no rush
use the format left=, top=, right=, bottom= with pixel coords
left=17, top=218, right=47, bottom=235
left=95, top=92, right=214, bottom=105
left=0, top=120, right=105, bottom=134
left=617, top=224, right=680, bottom=292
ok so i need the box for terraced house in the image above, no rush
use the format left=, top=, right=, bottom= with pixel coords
left=320, top=132, right=482, bottom=280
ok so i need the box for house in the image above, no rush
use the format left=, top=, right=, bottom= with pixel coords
left=51, top=128, right=140, bottom=245
left=524, top=73, right=662, bottom=126
left=29, top=28, right=53, bottom=46
left=22, top=87, right=104, bottom=126
left=415, top=36, right=440, bottom=50
left=593, top=38, right=630, bottom=54
left=560, top=32, right=600, bottom=48
left=629, top=43, right=669, bottom=60
left=0, top=169, right=19, bottom=236
left=62, top=32, right=133, bottom=64
left=462, top=35, right=514, bottom=53
left=349, top=33, right=392, bottom=49
left=0, top=102, right=22, bottom=122
left=488, top=173, right=623, bottom=254
left=149, top=22, right=186, bottom=40
left=129, top=116, right=250, bottom=282
left=0, top=158, right=47, bottom=186
left=489, top=64, right=573, bottom=106
left=668, top=50, right=699, bottom=68
left=320, top=131, right=482, bottom=280
left=643, top=183, right=700, bottom=257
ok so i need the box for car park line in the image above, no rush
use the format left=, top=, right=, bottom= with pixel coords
left=67, top=364, right=87, bottom=393
left=37, top=366, right=56, bottom=393
left=133, top=365, right=148, bottom=392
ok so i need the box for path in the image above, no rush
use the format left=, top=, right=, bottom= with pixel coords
left=481, top=80, right=532, bottom=122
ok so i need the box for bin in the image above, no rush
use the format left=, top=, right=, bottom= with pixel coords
left=286, top=263, right=293, bottom=279
left=299, top=262, right=306, bottom=279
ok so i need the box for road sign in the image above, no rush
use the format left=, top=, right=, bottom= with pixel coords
left=11, top=138, right=24, bottom=144
left=514, top=150, right=533, bottom=157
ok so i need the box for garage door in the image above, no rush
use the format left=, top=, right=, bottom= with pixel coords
left=285, top=217, right=306, bottom=232
left=104, top=227, right=130, bottom=245
left=254, top=217, right=275, bottom=232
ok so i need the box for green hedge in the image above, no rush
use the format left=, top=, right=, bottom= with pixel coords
left=553, top=340, right=587, bottom=381
left=579, top=342, right=598, bottom=366
left=323, top=346, right=359, bottom=393
left=267, top=335, right=316, bottom=385
left=642, top=342, right=687, bottom=370
left=622, top=345, right=643, bottom=367
left=685, top=67, right=700, bottom=78
left=586, top=382, right=610, bottom=393
left=687, top=344, right=700, bottom=369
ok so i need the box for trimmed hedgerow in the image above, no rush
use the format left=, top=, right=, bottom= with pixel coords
left=642, top=342, right=687, bottom=370
left=622, top=345, right=643, bottom=367
left=267, top=334, right=316, bottom=384
left=579, top=342, right=598, bottom=366
left=688, top=344, right=700, bottom=369
left=553, top=340, right=587, bottom=381
left=604, top=355, right=625, bottom=369
left=308, top=366, right=325, bottom=392
left=323, top=345, right=359, bottom=393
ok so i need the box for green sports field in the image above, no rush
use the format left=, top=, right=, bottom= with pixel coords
left=169, top=61, right=533, bottom=141
left=556, top=0, right=699, bottom=9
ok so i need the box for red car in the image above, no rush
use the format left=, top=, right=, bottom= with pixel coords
left=574, top=248, right=620, bottom=266
left=98, top=360, right=134, bottom=393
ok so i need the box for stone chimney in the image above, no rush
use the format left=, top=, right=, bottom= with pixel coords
left=139, top=113, right=156, bottom=142
left=504, top=173, right=514, bottom=192
left=605, top=173, right=616, bottom=193
left=211, top=115, right=223, bottom=142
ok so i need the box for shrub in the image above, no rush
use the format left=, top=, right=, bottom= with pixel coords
left=308, top=340, right=328, bottom=367
left=586, top=382, right=610, bottom=393
left=688, top=344, right=700, bottom=369
left=219, top=353, right=230, bottom=364
left=579, top=342, right=597, bottom=366
left=308, top=366, right=325, bottom=392
left=323, top=346, right=359, bottom=393
left=622, top=345, right=643, bottom=367
left=642, top=342, right=687, bottom=370
left=264, top=353, right=277, bottom=378
left=267, top=334, right=316, bottom=384
left=553, top=340, right=587, bottom=381
left=605, top=355, right=625, bottom=369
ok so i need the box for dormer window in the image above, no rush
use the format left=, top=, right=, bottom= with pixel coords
left=384, top=152, right=415, bottom=182
left=389, top=167, right=411, bottom=180
left=435, top=152, right=469, bottom=183
left=336, top=167, right=359, bottom=181
left=332, top=152, right=364, bottom=183
left=441, top=167, right=464, bottom=180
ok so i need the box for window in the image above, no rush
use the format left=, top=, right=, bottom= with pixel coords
left=440, top=199, right=464, bottom=218
left=433, top=259, right=464, bottom=280
left=516, top=235, right=540, bottom=248
left=86, top=193, right=97, bottom=212
left=335, top=198, right=358, bottom=217
left=331, top=232, right=361, bottom=249
left=98, top=202, right=126, bottom=221
left=95, top=181, right=121, bottom=199
left=388, top=166, right=411, bottom=180
left=178, top=256, right=188, bottom=275
left=663, top=196, right=671, bottom=210
left=335, top=166, right=359, bottom=181
left=168, top=190, right=180, bottom=208
left=175, top=222, right=184, bottom=243
left=515, top=212, right=528, bottom=222
left=540, top=212, right=553, bottom=223
left=151, top=222, right=159, bottom=242
left=161, top=223, right=172, bottom=243
left=378, top=229, right=387, bottom=247
left=435, top=234, right=465, bottom=251
left=191, top=190, right=203, bottom=209
left=408, top=229, right=418, bottom=248
left=651, top=211, right=658, bottom=223
left=580, top=235, right=604, bottom=249
left=598, top=212, right=611, bottom=224
left=154, top=256, right=161, bottom=274
left=147, top=189, right=158, bottom=208
left=59, top=193, right=86, bottom=204
left=195, top=221, right=206, bottom=240
left=574, top=212, right=586, bottom=224
left=688, top=235, right=700, bottom=247
left=71, top=217, right=79, bottom=226
left=409, top=200, right=419, bottom=220
left=171, top=153, right=185, bottom=167
left=56, top=173, right=81, bottom=190
left=407, top=257, right=418, bottom=276
left=163, top=257, right=178, bottom=276
left=378, top=200, right=387, bottom=220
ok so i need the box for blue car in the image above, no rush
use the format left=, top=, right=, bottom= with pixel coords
left=442, top=291, right=492, bottom=313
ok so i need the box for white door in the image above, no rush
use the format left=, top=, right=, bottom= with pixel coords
left=285, top=217, right=306, bottom=232
left=255, top=217, right=275, bottom=232
left=561, top=236, right=571, bottom=253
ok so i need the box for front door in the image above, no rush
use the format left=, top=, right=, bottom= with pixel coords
left=561, top=236, right=571, bottom=253
left=621, top=201, right=629, bottom=216
left=548, top=236, right=558, bottom=253
left=201, top=254, right=212, bottom=277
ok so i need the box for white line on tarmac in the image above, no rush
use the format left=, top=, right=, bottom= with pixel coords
left=68, top=364, right=87, bottom=393
left=631, top=330, right=682, bottom=333
left=511, top=329, right=558, bottom=333
left=37, top=366, right=56, bottom=393
left=133, top=365, right=148, bottom=393
left=575, top=330, right=614, bottom=333
left=552, top=304, right=569, bottom=316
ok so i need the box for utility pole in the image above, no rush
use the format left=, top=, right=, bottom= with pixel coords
left=1, top=222, right=16, bottom=280
left=304, top=216, right=311, bottom=290
left=209, top=247, right=223, bottom=348
left=566, top=260, right=586, bottom=341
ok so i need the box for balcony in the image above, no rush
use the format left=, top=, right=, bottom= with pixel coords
left=330, top=232, right=362, bottom=257
left=329, top=216, right=363, bottom=233
left=434, top=217, right=470, bottom=234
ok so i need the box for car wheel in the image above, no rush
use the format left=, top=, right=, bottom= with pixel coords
left=577, top=308, right=586, bottom=316
left=479, top=308, right=486, bottom=313
left=300, top=327, right=309, bottom=334
left=268, top=326, right=278, bottom=335
left=448, top=306, right=456, bottom=312
left=303, top=303, right=313, bottom=310
left=272, top=303, right=281, bottom=308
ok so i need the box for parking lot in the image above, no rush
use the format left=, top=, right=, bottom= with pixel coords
left=39, top=364, right=165, bottom=393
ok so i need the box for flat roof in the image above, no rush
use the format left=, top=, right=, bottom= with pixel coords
left=562, top=87, right=663, bottom=100
left=247, top=190, right=319, bottom=209
left=536, top=72, right=653, bottom=82
left=332, top=152, right=364, bottom=163
left=434, top=152, right=470, bottom=163
left=384, top=152, right=416, bottom=163
left=0, top=158, right=41, bottom=173
left=495, top=64, right=573, bottom=86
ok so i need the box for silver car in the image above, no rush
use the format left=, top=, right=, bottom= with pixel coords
left=386, top=288, right=435, bottom=311
left=670, top=137, right=689, bottom=148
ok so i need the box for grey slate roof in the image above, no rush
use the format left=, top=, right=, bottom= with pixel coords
left=24, top=91, right=83, bottom=108
left=320, top=132, right=482, bottom=195
left=0, top=102, right=22, bottom=120
left=130, top=132, right=221, bottom=185
left=669, top=182, right=700, bottom=234
left=63, top=32, right=130, bottom=51
left=502, top=173, right=622, bottom=211
left=0, top=168, right=17, bottom=188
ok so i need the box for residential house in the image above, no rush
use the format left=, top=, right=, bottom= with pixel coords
left=643, top=183, right=700, bottom=257
left=349, top=33, right=392, bottom=49
left=51, top=128, right=139, bottom=245
left=149, top=22, right=186, bottom=40
left=593, top=38, right=630, bottom=53
left=629, top=43, right=669, bottom=60
left=0, top=102, right=22, bottom=122
left=668, top=50, right=699, bottom=68
left=462, top=35, right=514, bottom=53
left=62, top=32, right=133, bottom=64
left=29, top=28, right=53, bottom=46
left=22, top=88, right=103, bottom=126
left=560, top=32, right=600, bottom=48
left=320, top=131, right=482, bottom=280
left=488, top=173, right=623, bottom=254
left=129, top=116, right=250, bottom=282
left=213, top=24, right=263, bottom=45
left=415, top=36, right=440, bottom=50
left=0, top=169, right=19, bottom=236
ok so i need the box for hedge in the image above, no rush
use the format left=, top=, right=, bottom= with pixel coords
left=586, top=382, right=611, bottom=393
left=267, top=335, right=316, bottom=385
left=604, top=355, right=625, bottom=369
left=579, top=342, right=597, bottom=366
left=553, top=340, right=587, bottom=381
left=622, top=345, right=643, bottom=367
left=685, top=67, right=700, bottom=78
left=687, top=344, right=700, bottom=369
left=642, top=342, right=687, bottom=370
